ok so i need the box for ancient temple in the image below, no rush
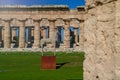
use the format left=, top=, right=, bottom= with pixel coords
left=0, top=0, right=120, bottom=80
left=0, top=5, right=85, bottom=50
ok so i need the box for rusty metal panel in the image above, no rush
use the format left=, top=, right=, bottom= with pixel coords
left=41, top=56, right=56, bottom=69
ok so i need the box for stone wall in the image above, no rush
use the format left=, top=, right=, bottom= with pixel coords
left=0, top=48, right=83, bottom=52
left=115, top=0, right=120, bottom=79
left=84, top=0, right=119, bottom=80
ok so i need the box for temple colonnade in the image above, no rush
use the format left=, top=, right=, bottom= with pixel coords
left=0, top=18, right=84, bottom=49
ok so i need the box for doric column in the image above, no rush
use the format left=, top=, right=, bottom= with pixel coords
left=79, top=20, right=84, bottom=50
left=31, top=27, right=34, bottom=37
left=0, top=28, right=2, bottom=47
left=42, top=28, right=46, bottom=39
left=0, top=28, right=2, bottom=41
left=64, top=19, right=70, bottom=48
left=48, top=19, right=56, bottom=48
left=19, top=20, right=25, bottom=48
left=4, top=20, right=11, bottom=48
left=2, top=28, right=4, bottom=41
left=28, top=28, right=31, bottom=42
left=74, top=28, right=78, bottom=44
left=49, top=19, right=55, bottom=38
left=12, top=28, right=16, bottom=41
left=33, top=20, right=41, bottom=48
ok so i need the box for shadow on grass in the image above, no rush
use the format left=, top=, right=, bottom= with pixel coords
left=56, top=62, right=69, bottom=69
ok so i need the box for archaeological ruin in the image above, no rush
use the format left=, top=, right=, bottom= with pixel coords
left=0, top=0, right=120, bottom=80
left=84, top=0, right=120, bottom=80
left=0, top=5, right=85, bottom=51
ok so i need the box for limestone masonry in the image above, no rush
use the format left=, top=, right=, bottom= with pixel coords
left=84, top=0, right=120, bottom=80
left=0, top=0, right=120, bottom=80
left=0, top=5, right=85, bottom=51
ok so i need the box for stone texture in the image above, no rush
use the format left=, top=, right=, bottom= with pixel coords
left=55, top=19, right=65, bottom=27
left=49, top=20, right=56, bottom=48
left=79, top=21, right=84, bottom=50
left=0, top=28, right=2, bottom=41
left=2, top=28, right=4, bottom=41
left=31, top=28, right=34, bottom=37
left=11, top=18, right=20, bottom=27
left=70, top=19, right=80, bottom=28
left=40, top=19, right=49, bottom=27
left=115, top=0, right=120, bottom=79
left=11, top=28, right=16, bottom=42
left=33, top=20, right=40, bottom=48
left=42, top=28, right=46, bottom=39
left=84, top=0, right=118, bottom=80
left=95, top=2, right=115, bottom=80
left=4, top=20, right=11, bottom=48
left=74, top=28, right=78, bottom=44
left=64, top=20, right=70, bottom=48
left=19, top=20, right=25, bottom=48
left=84, top=8, right=97, bottom=80
left=25, top=18, right=34, bottom=27
left=0, top=48, right=83, bottom=52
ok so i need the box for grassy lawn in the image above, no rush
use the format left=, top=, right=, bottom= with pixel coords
left=0, top=52, right=84, bottom=80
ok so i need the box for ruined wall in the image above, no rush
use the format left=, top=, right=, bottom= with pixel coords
left=115, top=0, right=120, bottom=79
left=84, top=0, right=119, bottom=80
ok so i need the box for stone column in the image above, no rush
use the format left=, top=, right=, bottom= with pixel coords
left=49, top=19, right=55, bottom=48
left=0, top=28, right=2, bottom=41
left=84, top=0, right=116, bottom=80
left=4, top=20, right=11, bottom=48
left=74, top=28, right=78, bottom=44
left=42, top=28, right=46, bottom=39
left=19, top=20, right=25, bottom=48
left=79, top=20, right=84, bottom=50
left=33, top=20, right=40, bottom=48
left=28, top=28, right=31, bottom=42
left=31, top=27, right=34, bottom=37
left=84, top=7, right=97, bottom=80
left=2, top=28, right=4, bottom=41
left=12, top=28, right=16, bottom=41
left=64, top=19, right=70, bottom=48
left=0, top=28, right=2, bottom=47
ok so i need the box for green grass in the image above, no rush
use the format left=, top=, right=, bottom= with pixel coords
left=0, top=52, right=84, bottom=80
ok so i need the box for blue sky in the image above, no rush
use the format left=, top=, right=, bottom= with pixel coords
left=0, top=0, right=85, bottom=8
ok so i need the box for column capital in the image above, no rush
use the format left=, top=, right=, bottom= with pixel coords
left=78, top=20, right=84, bottom=23
left=63, top=18, right=70, bottom=22
left=56, top=18, right=63, bottom=20
left=3, top=19, right=11, bottom=22
left=18, top=18, right=26, bottom=21
left=33, top=19, right=41, bottom=22
left=18, top=20, right=26, bottom=27
left=48, top=19, right=56, bottom=22
left=41, top=18, right=47, bottom=20
left=18, top=19, right=26, bottom=24
left=63, top=19, right=70, bottom=27
left=71, top=18, right=79, bottom=21
left=4, top=20, right=11, bottom=28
